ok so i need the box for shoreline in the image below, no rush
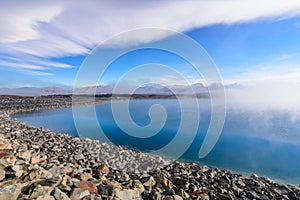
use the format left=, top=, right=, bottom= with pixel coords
left=0, top=96, right=299, bottom=199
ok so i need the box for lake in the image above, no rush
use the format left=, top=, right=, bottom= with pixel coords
left=13, top=99, right=300, bottom=185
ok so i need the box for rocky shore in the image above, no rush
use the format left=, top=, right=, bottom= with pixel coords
left=0, top=96, right=299, bottom=200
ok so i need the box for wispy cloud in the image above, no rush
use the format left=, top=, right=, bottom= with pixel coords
left=1, top=0, right=300, bottom=75
left=224, top=64, right=300, bottom=85
left=0, top=61, right=46, bottom=70
left=277, top=52, right=300, bottom=60
left=22, top=70, right=53, bottom=76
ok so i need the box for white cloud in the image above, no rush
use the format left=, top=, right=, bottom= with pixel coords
left=225, top=64, right=300, bottom=85
left=1, top=0, right=300, bottom=74
left=22, top=70, right=53, bottom=76
left=0, top=1, right=62, bottom=43
left=277, top=52, right=300, bottom=60
left=0, top=60, right=46, bottom=70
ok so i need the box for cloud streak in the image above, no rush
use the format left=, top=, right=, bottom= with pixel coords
left=1, top=0, right=300, bottom=75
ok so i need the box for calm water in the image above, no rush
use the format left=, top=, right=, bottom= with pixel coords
left=13, top=99, right=300, bottom=185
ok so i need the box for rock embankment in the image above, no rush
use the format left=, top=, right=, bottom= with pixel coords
left=0, top=95, right=299, bottom=200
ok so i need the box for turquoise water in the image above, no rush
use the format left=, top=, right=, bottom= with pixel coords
left=13, top=99, right=300, bottom=185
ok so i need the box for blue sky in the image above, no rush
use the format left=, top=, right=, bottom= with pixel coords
left=1, top=1, right=300, bottom=88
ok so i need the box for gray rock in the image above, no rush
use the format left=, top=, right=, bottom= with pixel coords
left=16, top=150, right=31, bottom=162
left=115, top=189, right=142, bottom=200
left=54, top=188, right=71, bottom=200
left=30, top=185, right=53, bottom=199
left=70, top=188, right=90, bottom=200
left=0, top=166, right=5, bottom=181
left=36, top=195, right=55, bottom=200
left=98, top=185, right=115, bottom=197
left=0, top=184, right=21, bottom=200
left=12, top=165, right=23, bottom=177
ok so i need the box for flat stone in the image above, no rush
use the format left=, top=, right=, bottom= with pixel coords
left=54, top=187, right=71, bottom=200
left=155, top=176, right=173, bottom=188
left=29, top=168, right=53, bottom=180
left=49, top=165, right=65, bottom=177
left=0, top=165, right=5, bottom=181
left=0, top=141, right=12, bottom=150
left=0, top=179, right=17, bottom=187
left=102, top=179, right=123, bottom=190
left=163, top=195, right=174, bottom=200
left=16, top=150, right=32, bottom=162
left=80, top=172, right=92, bottom=181
left=70, top=188, right=90, bottom=200
left=115, top=189, right=142, bottom=200
left=0, top=184, right=21, bottom=200
left=74, top=181, right=98, bottom=195
left=58, top=176, right=71, bottom=191
left=30, top=185, right=53, bottom=199
left=98, top=164, right=109, bottom=175
left=177, top=189, right=189, bottom=199
left=141, top=175, right=156, bottom=187
left=0, top=154, right=16, bottom=166
left=133, top=180, right=145, bottom=193
left=36, top=194, right=55, bottom=200
left=12, top=165, right=23, bottom=177
left=174, top=195, right=184, bottom=200
left=151, top=190, right=162, bottom=200
left=31, top=154, right=41, bottom=164
left=199, top=193, right=210, bottom=200
left=98, top=185, right=115, bottom=197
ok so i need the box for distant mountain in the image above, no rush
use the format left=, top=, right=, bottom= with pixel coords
left=0, top=83, right=216, bottom=96
left=0, top=86, right=68, bottom=96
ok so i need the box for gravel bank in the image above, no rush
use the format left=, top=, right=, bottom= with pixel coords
left=0, top=95, right=299, bottom=200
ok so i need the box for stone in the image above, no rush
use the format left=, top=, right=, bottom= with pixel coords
left=80, top=172, right=92, bottom=181
left=70, top=188, right=90, bottom=200
left=75, top=181, right=98, bottom=195
left=174, top=195, right=184, bottom=200
left=115, top=189, right=142, bottom=200
left=163, top=196, right=174, bottom=200
left=0, top=154, right=16, bottom=166
left=12, top=165, right=23, bottom=177
left=74, top=153, right=84, bottom=161
left=156, top=176, right=173, bottom=188
left=251, top=173, right=258, bottom=178
left=58, top=176, right=72, bottom=191
left=249, top=190, right=260, bottom=199
left=151, top=190, right=162, bottom=200
left=177, top=189, right=189, bottom=199
left=260, top=195, right=270, bottom=200
left=0, top=166, right=5, bottom=181
left=16, top=150, right=32, bottom=162
left=199, top=193, right=210, bottom=200
left=141, top=175, right=156, bottom=187
left=30, top=185, right=53, bottom=199
left=98, top=164, right=110, bottom=175
left=0, top=141, right=12, bottom=150
left=133, top=180, right=145, bottom=193
left=98, top=185, right=115, bottom=197
left=36, top=195, right=55, bottom=200
left=54, top=188, right=71, bottom=200
left=172, top=178, right=188, bottom=189
left=31, top=154, right=41, bottom=164
left=0, top=184, right=21, bottom=200
left=49, top=165, right=65, bottom=177
left=102, top=179, right=123, bottom=190
left=0, top=179, right=17, bottom=188
left=29, top=168, right=53, bottom=180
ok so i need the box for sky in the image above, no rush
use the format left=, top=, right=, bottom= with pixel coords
left=1, top=0, right=300, bottom=88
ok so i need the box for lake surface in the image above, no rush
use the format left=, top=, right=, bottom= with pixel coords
left=13, top=99, right=300, bottom=185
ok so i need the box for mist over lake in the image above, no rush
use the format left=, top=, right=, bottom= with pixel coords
left=13, top=98, right=300, bottom=185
